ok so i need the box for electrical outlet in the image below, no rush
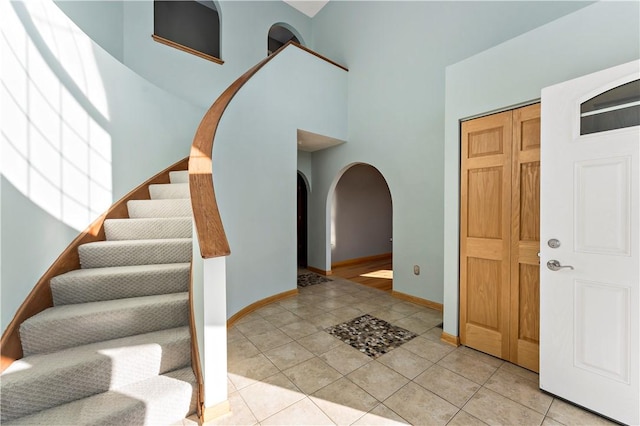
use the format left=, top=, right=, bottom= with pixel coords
left=413, top=265, right=420, bottom=275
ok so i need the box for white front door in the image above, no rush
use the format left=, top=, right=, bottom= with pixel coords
left=540, top=60, right=639, bottom=425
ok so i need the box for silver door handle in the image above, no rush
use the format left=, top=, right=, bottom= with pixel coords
left=547, top=260, right=574, bottom=271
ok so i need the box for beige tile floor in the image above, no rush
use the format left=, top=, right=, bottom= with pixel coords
left=211, top=275, right=616, bottom=426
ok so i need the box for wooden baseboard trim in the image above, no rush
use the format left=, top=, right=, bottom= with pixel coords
left=331, top=252, right=392, bottom=269
left=307, top=266, right=332, bottom=276
left=391, top=291, right=443, bottom=312
left=227, top=289, right=298, bottom=328
left=441, top=331, right=461, bottom=347
left=202, top=399, right=230, bottom=423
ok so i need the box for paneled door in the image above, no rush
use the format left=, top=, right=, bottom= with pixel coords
left=540, top=61, right=639, bottom=425
left=460, top=104, right=541, bottom=371
left=460, top=111, right=512, bottom=360
left=510, top=104, right=541, bottom=372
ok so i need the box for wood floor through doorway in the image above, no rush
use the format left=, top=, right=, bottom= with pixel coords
left=332, top=254, right=393, bottom=292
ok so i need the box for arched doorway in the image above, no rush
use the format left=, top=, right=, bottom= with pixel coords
left=329, top=163, right=393, bottom=290
left=297, top=172, right=308, bottom=267
left=268, top=23, right=303, bottom=55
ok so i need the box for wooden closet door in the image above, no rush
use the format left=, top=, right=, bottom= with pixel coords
left=510, top=104, right=541, bottom=372
left=460, top=111, right=513, bottom=359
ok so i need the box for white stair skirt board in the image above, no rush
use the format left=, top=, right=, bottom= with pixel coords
left=1, top=173, right=198, bottom=424
left=78, top=238, right=192, bottom=268
left=169, top=170, right=189, bottom=184
left=1, top=327, right=191, bottom=421
left=104, top=217, right=192, bottom=241
left=149, top=183, right=190, bottom=200
left=126, top=198, right=192, bottom=218
left=51, top=263, right=190, bottom=305
left=2, top=368, right=197, bottom=426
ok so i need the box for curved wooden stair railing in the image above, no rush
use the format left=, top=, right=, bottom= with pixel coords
left=188, top=41, right=347, bottom=259
left=0, top=157, right=189, bottom=373
left=187, top=41, right=346, bottom=418
left=0, top=40, right=345, bottom=422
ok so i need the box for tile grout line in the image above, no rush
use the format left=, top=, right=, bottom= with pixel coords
left=485, top=366, right=554, bottom=419
left=277, top=286, right=426, bottom=425
left=231, top=277, right=450, bottom=425
left=228, top=276, right=612, bottom=426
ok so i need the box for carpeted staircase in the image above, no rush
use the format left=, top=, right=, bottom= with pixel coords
left=1, top=171, right=198, bottom=425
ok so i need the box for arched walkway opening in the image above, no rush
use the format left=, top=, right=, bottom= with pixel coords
left=268, top=23, right=303, bottom=55
left=329, top=163, right=393, bottom=291
left=297, top=171, right=309, bottom=268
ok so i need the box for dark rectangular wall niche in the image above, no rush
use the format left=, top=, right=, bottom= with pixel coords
left=154, top=1, right=220, bottom=59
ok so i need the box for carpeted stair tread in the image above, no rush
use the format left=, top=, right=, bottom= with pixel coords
left=149, top=183, right=190, bottom=200
left=78, top=238, right=192, bottom=268
left=1, top=327, right=191, bottom=422
left=104, top=217, right=192, bottom=241
left=3, top=367, right=197, bottom=426
left=169, top=170, right=189, bottom=184
left=3, top=170, right=198, bottom=423
left=127, top=199, right=192, bottom=218
left=164, top=367, right=199, bottom=417
left=20, top=293, right=189, bottom=356
left=51, top=263, right=190, bottom=305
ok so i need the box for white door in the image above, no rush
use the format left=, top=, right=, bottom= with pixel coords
left=540, top=60, right=639, bottom=425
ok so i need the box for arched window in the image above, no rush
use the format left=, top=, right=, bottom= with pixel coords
left=153, top=1, right=222, bottom=64
left=268, top=24, right=301, bottom=56
left=581, top=79, right=639, bottom=135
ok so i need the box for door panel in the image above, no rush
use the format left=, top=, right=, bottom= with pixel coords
left=519, top=162, right=540, bottom=242
left=518, top=264, right=539, bottom=343
left=467, top=257, right=501, bottom=330
left=540, top=60, right=639, bottom=425
left=510, top=104, right=541, bottom=372
left=467, top=167, right=504, bottom=239
left=574, top=157, right=631, bottom=255
left=460, top=111, right=512, bottom=359
left=460, top=104, right=541, bottom=371
left=574, top=280, right=630, bottom=383
left=468, top=127, right=505, bottom=158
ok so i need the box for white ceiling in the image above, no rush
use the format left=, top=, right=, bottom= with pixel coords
left=297, top=129, right=345, bottom=152
left=283, top=0, right=330, bottom=18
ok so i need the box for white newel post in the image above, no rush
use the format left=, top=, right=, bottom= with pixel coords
left=191, top=224, right=228, bottom=417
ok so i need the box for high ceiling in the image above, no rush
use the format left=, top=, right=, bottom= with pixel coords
left=283, top=0, right=330, bottom=17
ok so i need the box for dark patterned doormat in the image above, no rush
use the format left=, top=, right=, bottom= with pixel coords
left=325, top=314, right=417, bottom=358
left=297, top=272, right=332, bottom=288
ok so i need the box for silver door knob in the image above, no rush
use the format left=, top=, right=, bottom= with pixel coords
left=547, top=260, right=574, bottom=271
left=548, top=239, right=561, bottom=249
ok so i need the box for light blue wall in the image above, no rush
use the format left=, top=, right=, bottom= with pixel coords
left=1, top=177, right=78, bottom=333
left=6, top=0, right=634, bottom=336
left=213, top=45, right=347, bottom=318
left=122, top=1, right=312, bottom=108
left=55, top=1, right=124, bottom=62
left=309, top=1, right=592, bottom=304
left=442, top=1, right=640, bottom=336
left=1, top=0, right=205, bottom=332
left=1, top=0, right=315, bottom=333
